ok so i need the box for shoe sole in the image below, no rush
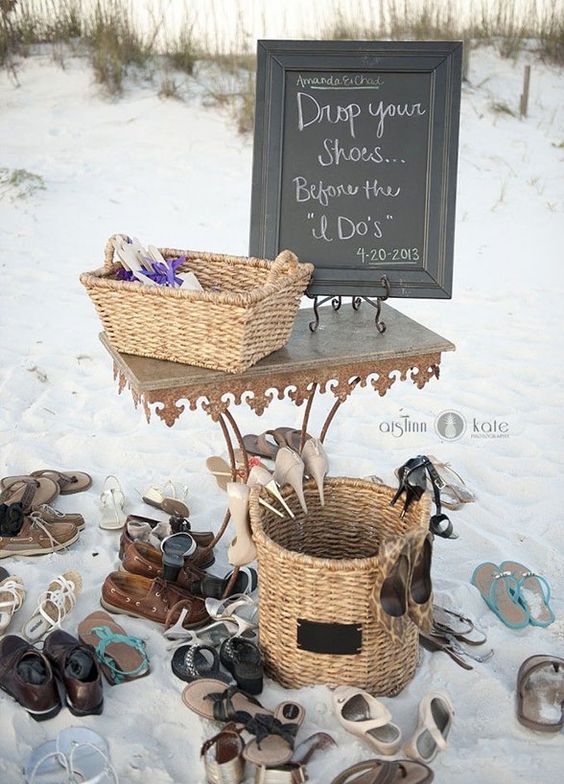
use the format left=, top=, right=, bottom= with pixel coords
left=100, top=597, right=207, bottom=628
left=67, top=696, right=104, bottom=717
left=0, top=531, right=80, bottom=559
left=0, top=683, right=61, bottom=722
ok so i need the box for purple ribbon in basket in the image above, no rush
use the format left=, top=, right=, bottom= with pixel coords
left=116, top=256, right=186, bottom=287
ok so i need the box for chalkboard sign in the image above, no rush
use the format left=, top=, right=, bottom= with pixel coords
left=250, top=40, right=462, bottom=298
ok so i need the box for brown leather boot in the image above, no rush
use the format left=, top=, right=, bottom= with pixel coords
left=101, top=572, right=209, bottom=627
left=0, top=635, right=61, bottom=720
left=43, top=629, right=104, bottom=716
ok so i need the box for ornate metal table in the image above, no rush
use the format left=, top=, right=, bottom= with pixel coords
left=101, top=302, right=454, bottom=584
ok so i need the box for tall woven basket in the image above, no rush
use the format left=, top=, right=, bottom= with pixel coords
left=249, top=478, right=430, bottom=696
left=80, top=235, right=314, bottom=373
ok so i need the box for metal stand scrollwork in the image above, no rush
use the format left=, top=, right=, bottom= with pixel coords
left=308, top=276, right=391, bottom=334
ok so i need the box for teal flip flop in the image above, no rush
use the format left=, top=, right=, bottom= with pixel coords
left=471, top=562, right=530, bottom=629
left=500, top=560, right=555, bottom=628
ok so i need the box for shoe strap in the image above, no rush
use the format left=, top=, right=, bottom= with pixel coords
left=514, top=572, right=551, bottom=605
left=0, top=580, right=25, bottom=612
left=36, top=574, right=77, bottom=631
left=91, top=625, right=149, bottom=683
left=488, top=571, right=520, bottom=609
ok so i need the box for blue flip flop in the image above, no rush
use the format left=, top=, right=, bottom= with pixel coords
left=500, top=560, right=555, bottom=627
left=471, top=562, right=530, bottom=629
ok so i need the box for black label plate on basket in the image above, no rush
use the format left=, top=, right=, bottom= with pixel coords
left=297, top=619, right=362, bottom=655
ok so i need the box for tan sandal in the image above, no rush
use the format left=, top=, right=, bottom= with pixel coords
left=30, top=469, right=92, bottom=495
left=517, top=655, right=564, bottom=732
left=182, top=679, right=272, bottom=721
left=331, top=759, right=434, bottom=784
left=78, top=610, right=150, bottom=686
left=0, top=477, right=59, bottom=512
left=21, top=570, right=82, bottom=642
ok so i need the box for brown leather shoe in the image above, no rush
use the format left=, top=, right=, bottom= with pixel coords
left=34, top=504, right=85, bottom=531
left=120, top=540, right=204, bottom=592
left=43, top=629, right=104, bottom=716
left=119, top=526, right=214, bottom=570
left=0, top=514, right=79, bottom=558
left=0, top=635, right=61, bottom=720
left=101, top=572, right=209, bottom=627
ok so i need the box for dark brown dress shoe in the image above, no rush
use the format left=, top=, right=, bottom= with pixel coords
left=0, top=635, right=61, bottom=720
left=43, top=629, right=104, bottom=716
left=101, top=572, right=209, bottom=627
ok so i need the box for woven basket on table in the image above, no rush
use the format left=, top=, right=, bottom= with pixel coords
left=249, top=477, right=430, bottom=696
left=80, top=235, right=314, bottom=373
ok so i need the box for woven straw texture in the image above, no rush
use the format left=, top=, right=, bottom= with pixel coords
left=249, top=478, right=430, bottom=695
left=80, top=235, right=314, bottom=373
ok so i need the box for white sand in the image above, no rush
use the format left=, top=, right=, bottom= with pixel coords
left=1, top=46, right=563, bottom=782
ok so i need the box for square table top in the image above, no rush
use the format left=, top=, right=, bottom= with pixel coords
left=101, top=302, right=454, bottom=424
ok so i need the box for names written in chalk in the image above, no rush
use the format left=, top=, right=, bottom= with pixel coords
left=278, top=70, right=432, bottom=268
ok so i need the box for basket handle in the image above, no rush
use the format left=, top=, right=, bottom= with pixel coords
left=266, top=250, right=299, bottom=283
left=103, top=234, right=130, bottom=273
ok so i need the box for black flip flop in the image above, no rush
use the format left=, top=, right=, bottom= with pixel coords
left=171, top=644, right=231, bottom=684
left=160, top=533, right=196, bottom=581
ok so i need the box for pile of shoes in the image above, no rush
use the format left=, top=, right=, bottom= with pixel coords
left=0, top=470, right=91, bottom=557
left=0, top=564, right=149, bottom=721
left=100, top=512, right=257, bottom=630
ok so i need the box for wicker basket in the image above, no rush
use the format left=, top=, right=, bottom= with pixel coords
left=249, top=478, right=430, bottom=695
left=80, top=235, right=314, bottom=373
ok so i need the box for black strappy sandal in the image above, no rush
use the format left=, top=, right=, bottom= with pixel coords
left=391, top=455, right=458, bottom=539
left=171, top=644, right=231, bottom=684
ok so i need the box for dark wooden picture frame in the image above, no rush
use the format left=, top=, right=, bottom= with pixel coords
left=249, top=40, right=462, bottom=298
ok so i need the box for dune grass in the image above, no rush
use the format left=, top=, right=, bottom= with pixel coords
left=1, top=0, right=562, bottom=127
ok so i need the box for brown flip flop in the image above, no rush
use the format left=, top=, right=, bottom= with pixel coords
left=243, top=701, right=305, bottom=767
left=331, top=759, right=434, bottom=784
left=182, top=678, right=271, bottom=721
left=78, top=610, right=150, bottom=686
left=0, top=477, right=59, bottom=512
left=517, top=655, right=564, bottom=732
left=242, top=432, right=280, bottom=459
left=30, top=469, right=92, bottom=495
left=206, top=456, right=243, bottom=491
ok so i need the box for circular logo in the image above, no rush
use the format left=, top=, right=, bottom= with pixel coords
left=435, top=410, right=466, bottom=441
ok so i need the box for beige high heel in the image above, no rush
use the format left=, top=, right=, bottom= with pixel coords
left=226, top=483, right=256, bottom=566
left=273, top=447, right=307, bottom=513
left=247, top=465, right=295, bottom=519
left=301, top=438, right=328, bottom=506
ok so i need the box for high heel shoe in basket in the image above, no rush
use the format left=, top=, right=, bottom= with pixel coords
left=274, top=448, right=307, bottom=514
left=301, top=437, right=328, bottom=506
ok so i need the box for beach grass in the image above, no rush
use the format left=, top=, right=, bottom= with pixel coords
left=1, top=0, right=562, bottom=126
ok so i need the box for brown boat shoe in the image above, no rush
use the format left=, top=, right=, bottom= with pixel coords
left=43, top=629, right=104, bottom=716
left=120, top=540, right=204, bottom=592
left=119, top=526, right=214, bottom=570
left=0, top=514, right=79, bottom=559
left=101, top=572, right=209, bottom=627
left=0, top=635, right=61, bottom=720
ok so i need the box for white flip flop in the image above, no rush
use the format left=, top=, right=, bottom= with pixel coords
left=100, top=476, right=127, bottom=530
left=25, top=726, right=118, bottom=783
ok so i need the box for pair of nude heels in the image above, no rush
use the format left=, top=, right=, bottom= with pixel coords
left=273, top=437, right=328, bottom=514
